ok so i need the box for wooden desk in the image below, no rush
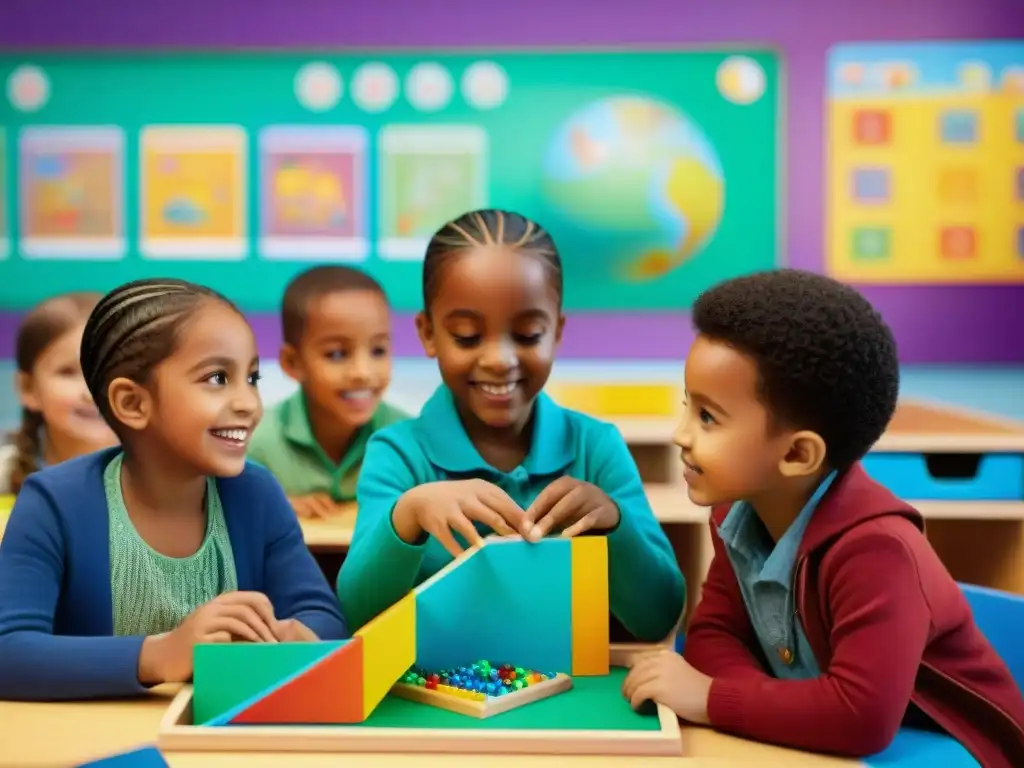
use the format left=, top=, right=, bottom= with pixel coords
left=0, top=688, right=856, bottom=767
left=298, top=502, right=357, bottom=551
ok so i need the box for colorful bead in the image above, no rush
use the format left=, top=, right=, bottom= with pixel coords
left=401, top=661, right=554, bottom=700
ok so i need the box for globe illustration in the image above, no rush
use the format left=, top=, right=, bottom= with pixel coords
left=540, top=96, right=725, bottom=282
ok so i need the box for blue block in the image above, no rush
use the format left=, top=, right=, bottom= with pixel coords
left=861, top=453, right=1024, bottom=501
left=415, top=538, right=573, bottom=674
left=852, top=167, right=890, bottom=202
left=76, top=746, right=169, bottom=768
left=939, top=110, right=978, bottom=144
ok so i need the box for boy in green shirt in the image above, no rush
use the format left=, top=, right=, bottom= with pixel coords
left=249, top=266, right=409, bottom=518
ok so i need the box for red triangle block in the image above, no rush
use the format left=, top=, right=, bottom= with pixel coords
left=231, top=637, right=364, bottom=724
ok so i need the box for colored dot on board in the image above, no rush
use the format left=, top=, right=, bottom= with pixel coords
left=402, top=661, right=553, bottom=699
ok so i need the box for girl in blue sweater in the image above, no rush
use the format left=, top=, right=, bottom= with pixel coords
left=0, top=279, right=348, bottom=701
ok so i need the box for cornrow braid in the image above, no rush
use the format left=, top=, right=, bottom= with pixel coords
left=422, top=209, right=563, bottom=312
left=80, top=278, right=238, bottom=427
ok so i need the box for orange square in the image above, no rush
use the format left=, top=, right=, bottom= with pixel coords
left=938, top=168, right=978, bottom=204
left=940, top=227, right=976, bottom=260
left=853, top=110, right=891, bottom=145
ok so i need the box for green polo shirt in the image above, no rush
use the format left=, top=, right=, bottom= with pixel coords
left=336, top=384, right=685, bottom=639
left=247, top=391, right=409, bottom=502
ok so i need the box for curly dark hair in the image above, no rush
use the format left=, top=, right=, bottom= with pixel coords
left=691, top=269, right=899, bottom=470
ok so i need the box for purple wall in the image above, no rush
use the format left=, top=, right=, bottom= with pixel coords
left=2, top=0, right=1023, bottom=363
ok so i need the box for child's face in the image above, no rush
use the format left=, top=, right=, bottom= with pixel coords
left=282, top=289, right=392, bottom=433
left=672, top=335, right=793, bottom=507
left=417, top=245, right=564, bottom=431
left=18, top=321, right=116, bottom=450
left=142, top=301, right=263, bottom=477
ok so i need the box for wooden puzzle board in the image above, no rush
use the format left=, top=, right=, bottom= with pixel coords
left=157, top=665, right=682, bottom=756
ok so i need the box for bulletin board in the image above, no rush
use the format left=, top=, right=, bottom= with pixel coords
left=0, top=49, right=782, bottom=312
left=826, top=41, right=1024, bottom=284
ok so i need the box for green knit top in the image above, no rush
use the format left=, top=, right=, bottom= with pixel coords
left=105, top=452, right=238, bottom=637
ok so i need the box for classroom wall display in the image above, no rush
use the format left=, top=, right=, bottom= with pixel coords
left=827, top=41, right=1024, bottom=284
left=0, top=129, right=7, bottom=260
left=0, top=50, right=781, bottom=312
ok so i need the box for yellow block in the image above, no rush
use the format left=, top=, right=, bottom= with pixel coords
left=570, top=537, right=610, bottom=675
left=547, top=383, right=679, bottom=418
left=355, top=592, right=416, bottom=717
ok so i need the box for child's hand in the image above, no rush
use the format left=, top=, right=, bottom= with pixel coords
left=277, top=618, right=318, bottom=642
left=393, top=480, right=524, bottom=557
left=622, top=649, right=713, bottom=725
left=289, top=494, right=335, bottom=519
left=521, top=477, right=621, bottom=541
left=138, top=591, right=281, bottom=684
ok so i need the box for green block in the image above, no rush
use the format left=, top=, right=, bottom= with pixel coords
left=851, top=226, right=891, bottom=260
left=192, top=641, right=345, bottom=724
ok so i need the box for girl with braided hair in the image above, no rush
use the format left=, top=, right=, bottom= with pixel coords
left=0, top=278, right=347, bottom=702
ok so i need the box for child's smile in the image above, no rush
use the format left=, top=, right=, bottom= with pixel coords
left=417, top=244, right=563, bottom=434
left=674, top=335, right=790, bottom=508
left=146, top=301, right=263, bottom=477
left=286, top=289, right=391, bottom=435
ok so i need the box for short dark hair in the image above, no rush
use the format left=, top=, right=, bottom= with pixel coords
left=692, top=269, right=899, bottom=470
left=81, top=278, right=239, bottom=428
left=281, top=266, right=386, bottom=346
left=422, top=209, right=563, bottom=312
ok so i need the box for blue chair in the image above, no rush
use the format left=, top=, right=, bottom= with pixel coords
left=866, top=582, right=1024, bottom=766
left=959, top=582, right=1024, bottom=688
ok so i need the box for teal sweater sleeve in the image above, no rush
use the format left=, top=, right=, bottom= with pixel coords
left=593, top=423, right=686, bottom=642
left=336, top=429, right=428, bottom=630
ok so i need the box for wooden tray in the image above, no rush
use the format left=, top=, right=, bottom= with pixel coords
left=156, top=646, right=683, bottom=757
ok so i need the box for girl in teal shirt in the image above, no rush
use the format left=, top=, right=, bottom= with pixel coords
left=337, top=209, right=685, bottom=640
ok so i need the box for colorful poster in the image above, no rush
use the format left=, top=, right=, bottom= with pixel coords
left=378, top=125, right=488, bottom=260
left=17, top=126, right=125, bottom=259
left=258, top=126, right=368, bottom=260
left=0, top=130, right=7, bottom=260
left=140, top=126, right=247, bottom=259
left=827, top=41, right=1024, bottom=284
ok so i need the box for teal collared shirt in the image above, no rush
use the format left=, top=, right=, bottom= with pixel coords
left=337, top=384, right=685, bottom=637
left=718, top=471, right=837, bottom=679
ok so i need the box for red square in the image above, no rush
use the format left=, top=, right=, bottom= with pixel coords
left=853, top=110, right=891, bottom=145
left=940, top=227, right=976, bottom=260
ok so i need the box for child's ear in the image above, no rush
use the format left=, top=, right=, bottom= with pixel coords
left=415, top=312, right=437, bottom=358
left=16, top=371, right=41, bottom=413
left=554, top=314, right=566, bottom=346
left=279, top=344, right=303, bottom=383
left=107, top=378, right=151, bottom=433
left=778, top=430, right=827, bottom=479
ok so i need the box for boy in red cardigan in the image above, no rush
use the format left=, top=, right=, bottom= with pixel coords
left=622, top=270, right=1024, bottom=767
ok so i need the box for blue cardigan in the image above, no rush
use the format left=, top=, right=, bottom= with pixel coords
left=0, top=448, right=349, bottom=701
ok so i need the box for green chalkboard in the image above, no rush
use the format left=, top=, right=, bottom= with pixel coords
left=0, top=49, right=782, bottom=312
